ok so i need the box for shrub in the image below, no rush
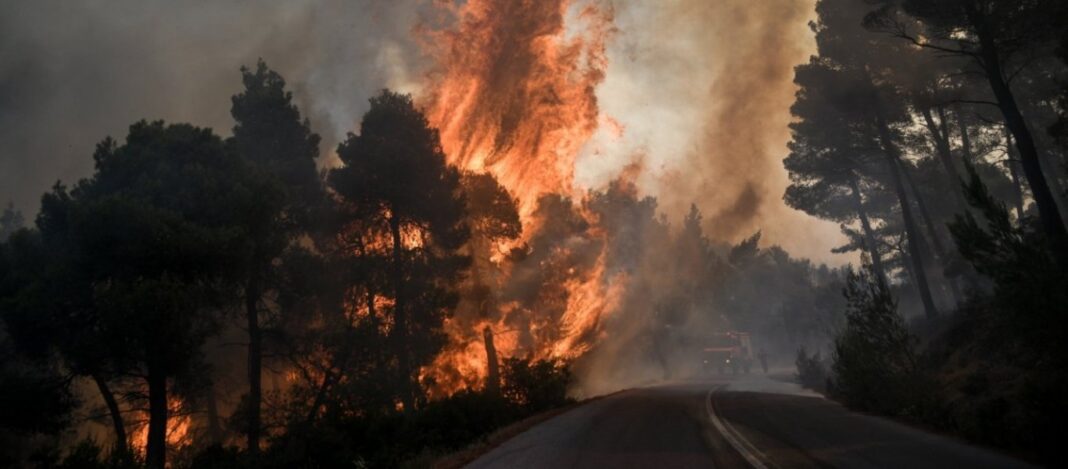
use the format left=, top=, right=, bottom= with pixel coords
left=795, top=346, right=828, bottom=392
left=501, top=358, right=573, bottom=413
left=831, top=267, right=921, bottom=415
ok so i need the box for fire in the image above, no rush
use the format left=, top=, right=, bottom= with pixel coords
left=422, top=0, right=612, bottom=219
left=417, top=0, right=624, bottom=395
left=130, top=396, right=193, bottom=456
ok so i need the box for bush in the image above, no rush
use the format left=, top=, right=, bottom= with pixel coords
left=259, top=359, right=575, bottom=468
left=942, top=166, right=1068, bottom=463
left=948, top=164, right=1068, bottom=366
left=795, top=346, right=829, bottom=392
left=188, top=445, right=244, bottom=469
left=501, top=358, right=573, bottom=413
left=410, top=390, right=514, bottom=450
left=831, top=267, right=923, bottom=415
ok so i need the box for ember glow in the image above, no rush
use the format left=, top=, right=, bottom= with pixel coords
left=130, top=397, right=193, bottom=457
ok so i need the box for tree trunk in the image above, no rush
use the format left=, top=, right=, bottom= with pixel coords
left=874, top=111, right=939, bottom=319
left=921, top=107, right=968, bottom=214
left=901, top=160, right=963, bottom=308
left=245, top=275, right=262, bottom=457
left=970, top=6, right=1068, bottom=268
left=954, top=105, right=974, bottom=164
left=91, top=373, right=128, bottom=457
left=1037, top=148, right=1068, bottom=221
left=389, top=215, right=414, bottom=411
left=483, top=326, right=500, bottom=396
left=849, top=176, right=890, bottom=288
left=205, top=383, right=223, bottom=446
left=145, top=362, right=168, bottom=469
left=1006, top=129, right=1027, bottom=220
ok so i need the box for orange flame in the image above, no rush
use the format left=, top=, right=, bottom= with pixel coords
left=417, top=0, right=623, bottom=396
left=130, top=396, right=193, bottom=456
left=422, top=0, right=612, bottom=219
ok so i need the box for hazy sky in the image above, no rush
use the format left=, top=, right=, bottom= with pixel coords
left=0, top=0, right=849, bottom=264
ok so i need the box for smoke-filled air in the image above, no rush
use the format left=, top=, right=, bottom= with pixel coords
left=3, top=0, right=1067, bottom=468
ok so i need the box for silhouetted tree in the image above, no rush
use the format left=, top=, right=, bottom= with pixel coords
left=788, top=0, right=939, bottom=318
left=459, top=172, right=520, bottom=392
left=0, top=202, right=23, bottom=242
left=867, top=0, right=1068, bottom=268
left=229, top=59, right=322, bottom=457
left=329, top=91, right=470, bottom=410
left=34, top=121, right=275, bottom=468
left=832, top=266, right=919, bottom=414
left=0, top=234, right=77, bottom=468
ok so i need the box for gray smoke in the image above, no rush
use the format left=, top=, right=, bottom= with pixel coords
left=0, top=0, right=428, bottom=215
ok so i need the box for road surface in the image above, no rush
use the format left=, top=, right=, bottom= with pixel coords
left=466, top=373, right=1034, bottom=469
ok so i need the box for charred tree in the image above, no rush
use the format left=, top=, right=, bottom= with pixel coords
left=483, top=326, right=500, bottom=396
left=145, top=360, right=168, bottom=469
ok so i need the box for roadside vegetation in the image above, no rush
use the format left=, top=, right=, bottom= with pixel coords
left=791, top=1, right=1068, bottom=464
left=0, top=61, right=575, bottom=469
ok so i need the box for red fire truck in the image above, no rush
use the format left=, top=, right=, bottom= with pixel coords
left=702, top=331, right=753, bottom=375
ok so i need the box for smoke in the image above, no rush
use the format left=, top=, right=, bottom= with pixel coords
left=2, top=0, right=850, bottom=400
left=579, top=0, right=848, bottom=263
left=1, top=0, right=846, bottom=258
left=0, top=0, right=426, bottom=215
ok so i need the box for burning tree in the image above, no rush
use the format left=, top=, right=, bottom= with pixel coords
left=329, top=91, right=471, bottom=410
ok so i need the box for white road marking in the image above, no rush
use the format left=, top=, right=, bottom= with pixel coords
left=705, top=386, right=770, bottom=469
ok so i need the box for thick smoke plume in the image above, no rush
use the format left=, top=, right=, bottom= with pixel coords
left=586, top=0, right=844, bottom=262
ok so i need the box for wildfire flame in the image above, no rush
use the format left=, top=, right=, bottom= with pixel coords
left=422, top=0, right=612, bottom=219
left=417, top=0, right=624, bottom=395
left=130, top=397, right=193, bottom=457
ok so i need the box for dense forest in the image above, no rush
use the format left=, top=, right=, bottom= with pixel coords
left=2, top=0, right=1067, bottom=467
left=788, top=0, right=1068, bottom=465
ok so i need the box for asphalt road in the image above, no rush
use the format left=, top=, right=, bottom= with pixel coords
left=466, top=373, right=1035, bottom=469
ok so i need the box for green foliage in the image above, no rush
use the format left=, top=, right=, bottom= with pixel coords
left=948, top=164, right=1068, bottom=364
left=231, top=59, right=322, bottom=225
left=831, top=267, right=922, bottom=415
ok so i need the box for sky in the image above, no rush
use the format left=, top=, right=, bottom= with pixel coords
left=0, top=0, right=849, bottom=264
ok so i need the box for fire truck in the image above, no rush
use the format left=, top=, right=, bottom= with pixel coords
left=702, top=331, right=753, bottom=375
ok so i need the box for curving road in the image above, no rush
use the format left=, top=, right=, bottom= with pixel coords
left=466, top=373, right=1035, bottom=469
